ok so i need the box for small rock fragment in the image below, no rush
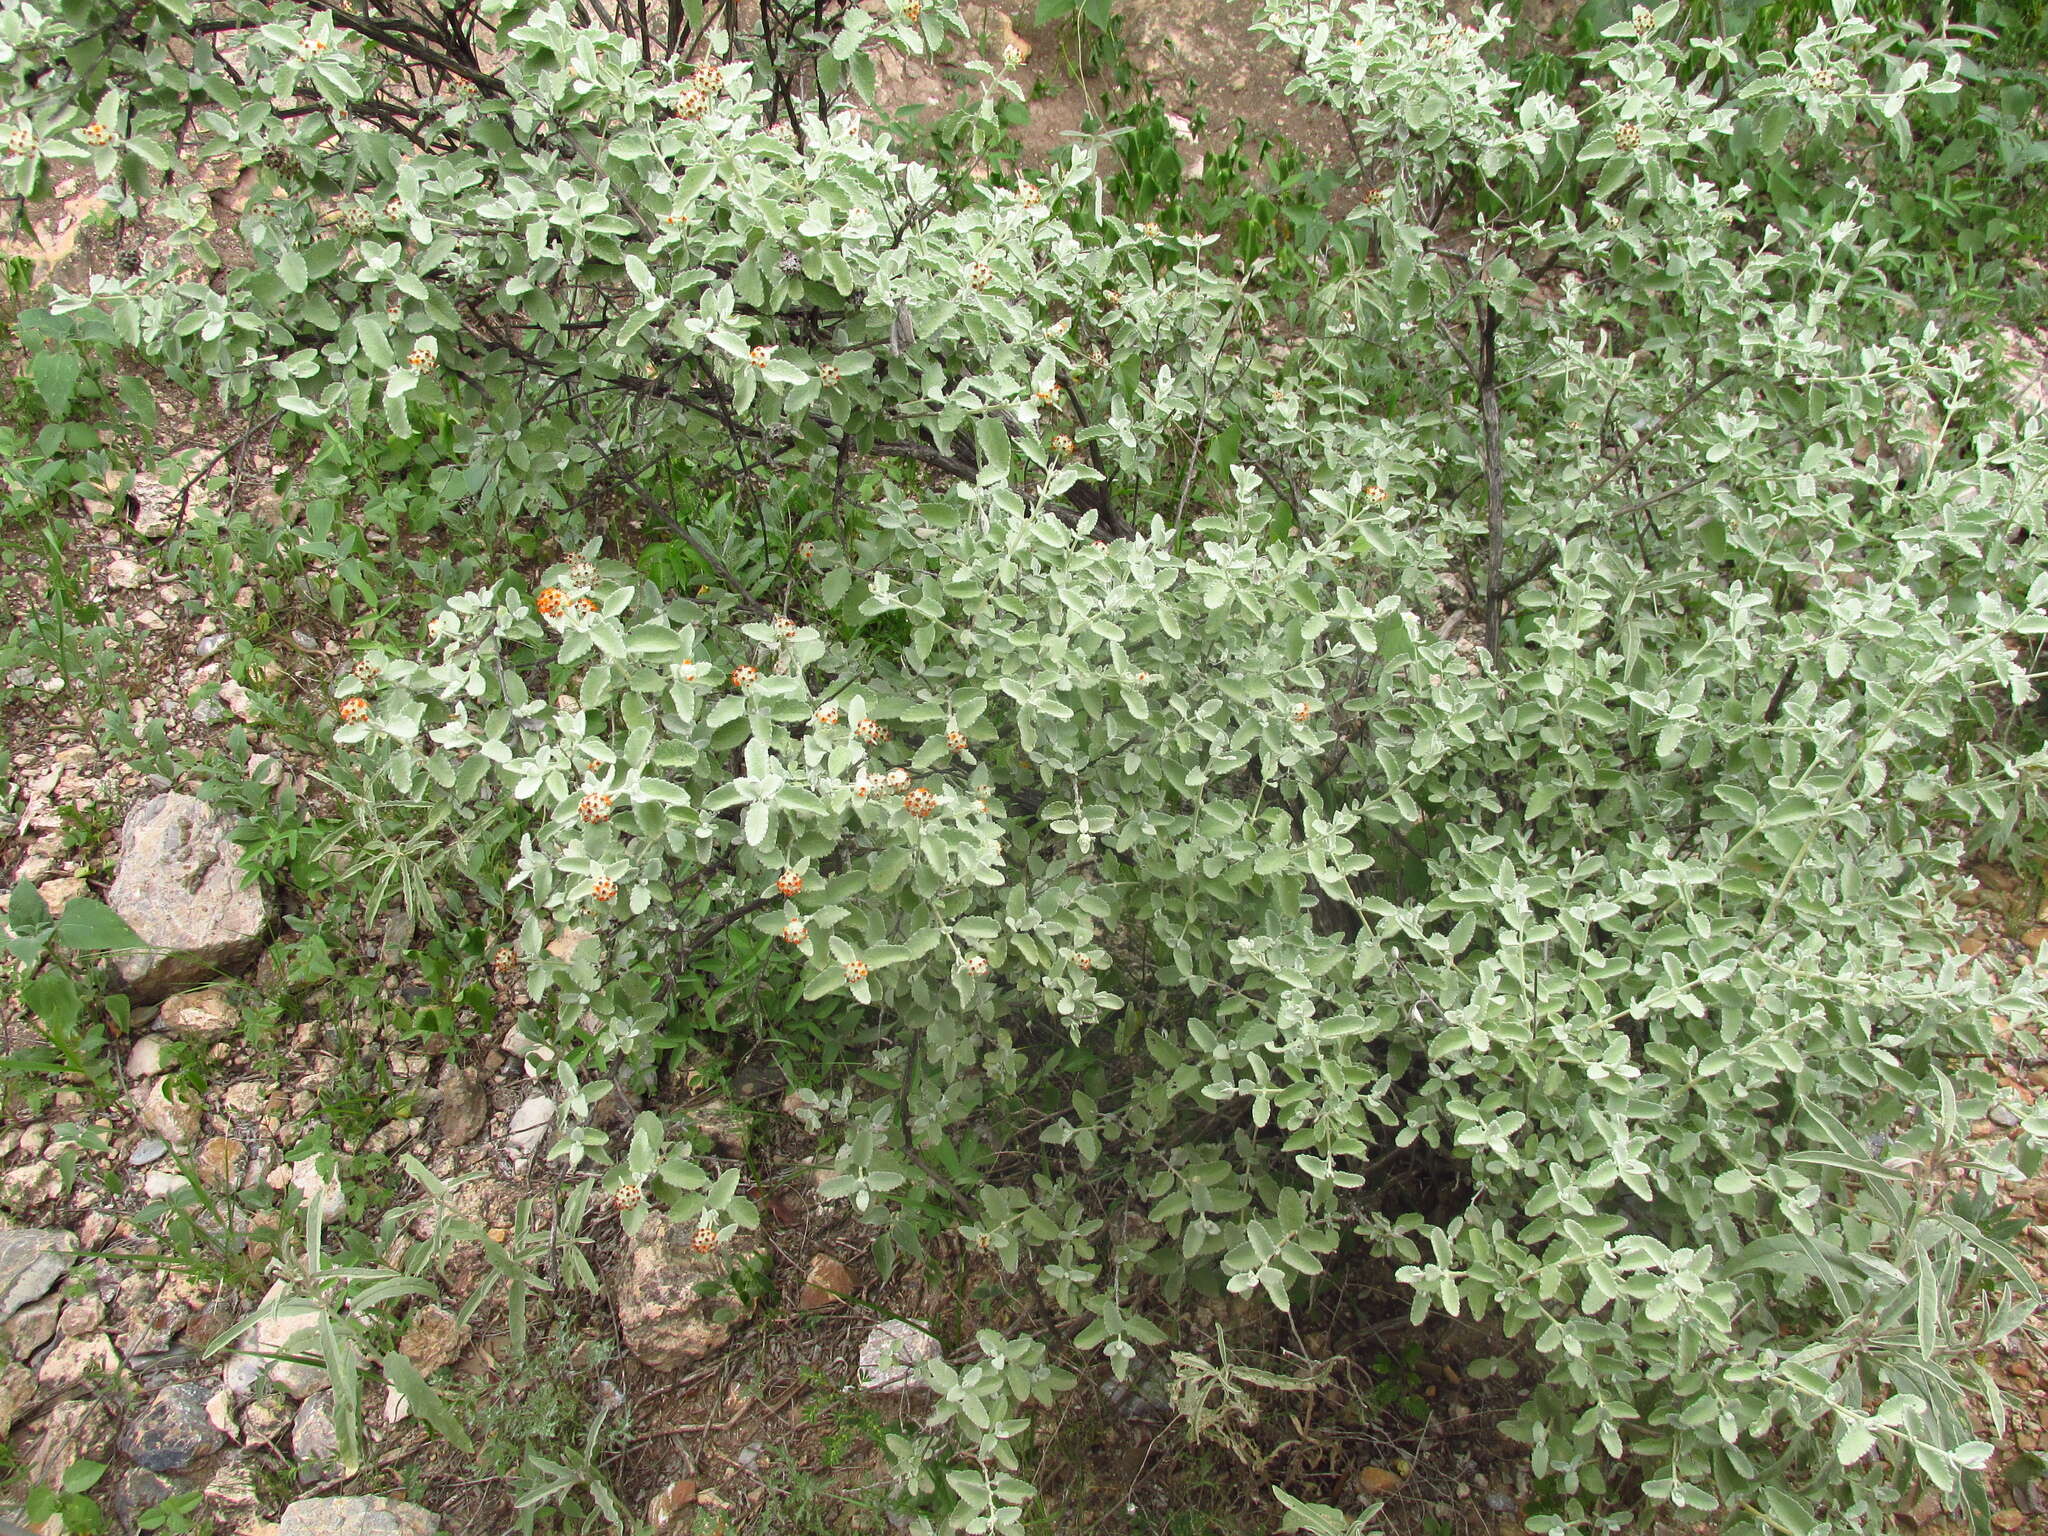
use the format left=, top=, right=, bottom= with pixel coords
left=159, top=988, right=240, bottom=1042
left=128, top=1037, right=172, bottom=1079
left=291, top=1392, right=340, bottom=1483
left=857, top=1320, right=941, bottom=1393
left=288, top=1157, right=345, bottom=1222
left=505, top=1095, right=555, bottom=1171
left=277, top=1494, right=441, bottom=1536
left=797, top=1254, right=854, bottom=1312
left=140, top=1077, right=204, bottom=1147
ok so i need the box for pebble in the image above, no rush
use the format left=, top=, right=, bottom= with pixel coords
left=856, top=1320, right=941, bottom=1393
left=505, top=1095, right=555, bottom=1170
left=1992, top=1104, right=2021, bottom=1128
left=127, top=1037, right=172, bottom=1079
left=107, top=556, right=150, bottom=590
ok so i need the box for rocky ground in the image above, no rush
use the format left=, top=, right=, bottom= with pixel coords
left=3, top=6, right=2048, bottom=1536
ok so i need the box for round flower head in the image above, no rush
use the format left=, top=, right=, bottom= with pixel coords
left=815, top=703, right=841, bottom=727
left=385, top=196, right=406, bottom=219
left=1018, top=183, right=1041, bottom=207
left=536, top=587, right=568, bottom=618
left=6, top=127, right=36, bottom=157
left=81, top=122, right=113, bottom=147
left=1631, top=5, right=1656, bottom=35
left=884, top=768, right=910, bottom=790
left=855, top=717, right=885, bottom=744
left=591, top=877, right=618, bottom=903
left=673, top=85, right=709, bottom=120
left=1293, top=701, right=1313, bottom=723
left=773, top=615, right=799, bottom=639
left=406, top=347, right=435, bottom=372
left=781, top=919, right=808, bottom=945
left=963, top=954, right=989, bottom=977
left=819, top=363, right=841, bottom=387
left=1363, top=484, right=1388, bottom=505
left=579, top=793, right=614, bottom=824
left=798, top=541, right=816, bottom=561
left=946, top=729, right=968, bottom=753
left=843, top=958, right=869, bottom=983
left=747, top=344, right=772, bottom=369
left=853, top=773, right=874, bottom=800
left=776, top=869, right=803, bottom=898
left=574, top=596, right=598, bottom=618
left=731, top=664, right=759, bottom=689
left=903, top=787, right=938, bottom=818
left=1051, top=434, right=1077, bottom=456
left=339, top=696, right=370, bottom=724
left=612, top=1182, right=643, bottom=1212
left=1615, top=122, right=1642, bottom=152
left=568, top=558, right=598, bottom=588
left=691, top=1225, right=720, bottom=1253
left=967, top=260, right=995, bottom=291
left=1076, top=955, right=1093, bottom=971
left=352, top=657, right=381, bottom=682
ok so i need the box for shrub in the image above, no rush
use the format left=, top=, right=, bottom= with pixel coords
left=11, top=0, right=2048, bottom=1529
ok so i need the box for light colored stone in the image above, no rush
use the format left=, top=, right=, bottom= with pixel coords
left=857, top=1320, right=941, bottom=1393
left=37, top=1332, right=121, bottom=1391
left=199, top=1137, right=248, bottom=1191
left=0, top=1362, right=37, bottom=1437
left=57, top=1296, right=103, bottom=1338
left=289, top=1158, right=344, bottom=1222
left=34, top=877, right=88, bottom=919
left=139, top=1077, right=204, bottom=1147
left=6, top=1295, right=60, bottom=1360
left=291, top=1392, right=339, bottom=1481
left=277, top=1495, right=440, bottom=1536
left=0, top=1229, right=74, bottom=1323
left=127, top=1036, right=172, bottom=1078
left=144, top=1168, right=192, bottom=1199
left=612, top=1213, right=762, bottom=1371
left=222, top=1080, right=276, bottom=1116
left=207, top=1387, right=240, bottom=1441
left=160, top=988, right=240, bottom=1042
left=107, top=555, right=150, bottom=589
left=505, top=1095, right=554, bottom=1171
left=107, top=793, right=273, bottom=1003
left=223, top=1284, right=328, bottom=1399
left=26, top=1398, right=114, bottom=1493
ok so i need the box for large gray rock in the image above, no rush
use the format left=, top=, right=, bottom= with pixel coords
left=119, top=1381, right=226, bottom=1471
left=278, top=1495, right=440, bottom=1536
left=612, top=1213, right=761, bottom=1371
left=107, top=793, right=272, bottom=1002
left=0, top=1228, right=75, bottom=1323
